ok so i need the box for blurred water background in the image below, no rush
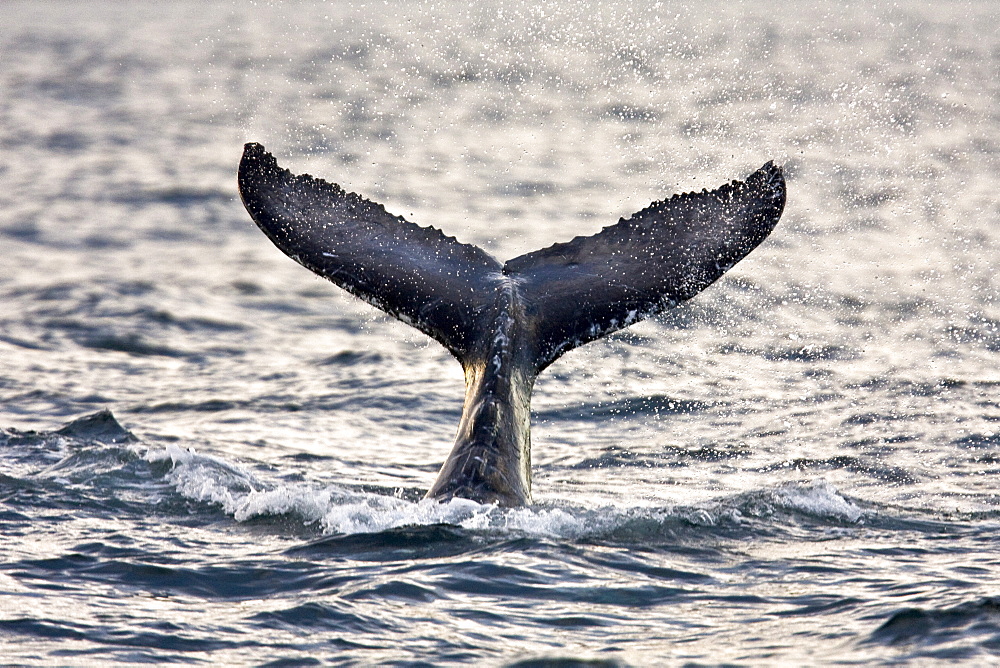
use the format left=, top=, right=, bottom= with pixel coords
left=2, top=0, right=1000, bottom=664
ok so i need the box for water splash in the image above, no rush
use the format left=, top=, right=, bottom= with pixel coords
left=145, top=444, right=865, bottom=539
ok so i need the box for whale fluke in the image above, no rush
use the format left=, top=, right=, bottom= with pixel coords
left=504, top=161, right=785, bottom=371
left=239, top=143, right=785, bottom=505
left=238, top=142, right=502, bottom=361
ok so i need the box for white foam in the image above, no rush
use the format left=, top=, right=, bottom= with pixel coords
left=145, top=446, right=865, bottom=536
left=145, top=444, right=270, bottom=516
left=145, top=444, right=591, bottom=536
left=771, top=480, right=865, bottom=522
left=318, top=496, right=593, bottom=536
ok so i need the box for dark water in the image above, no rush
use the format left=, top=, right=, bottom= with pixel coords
left=2, top=0, right=1000, bottom=664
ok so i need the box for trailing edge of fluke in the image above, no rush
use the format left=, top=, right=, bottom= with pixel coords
left=238, top=143, right=785, bottom=506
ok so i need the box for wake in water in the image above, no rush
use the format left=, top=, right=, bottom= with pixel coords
left=5, top=410, right=869, bottom=541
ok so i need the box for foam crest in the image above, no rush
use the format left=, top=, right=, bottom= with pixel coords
left=145, top=444, right=270, bottom=516
left=145, top=444, right=589, bottom=536
left=319, top=497, right=588, bottom=537
left=771, top=480, right=865, bottom=522
left=146, top=445, right=865, bottom=538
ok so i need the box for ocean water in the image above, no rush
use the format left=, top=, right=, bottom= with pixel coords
left=2, top=0, right=1000, bottom=664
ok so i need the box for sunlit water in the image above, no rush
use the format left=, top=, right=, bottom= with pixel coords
left=2, top=0, right=999, bottom=664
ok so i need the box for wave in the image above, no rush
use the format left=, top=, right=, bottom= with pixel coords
left=0, top=410, right=901, bottom=543
left=867, top=598, right=1000, bottom=658
left=145, top=440, right=869, bottom=540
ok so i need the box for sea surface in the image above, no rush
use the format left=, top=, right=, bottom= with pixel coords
left=2, top=0, right=1000, bottom=664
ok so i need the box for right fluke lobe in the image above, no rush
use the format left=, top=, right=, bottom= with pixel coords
left=504, top=160, right=785, bottom=370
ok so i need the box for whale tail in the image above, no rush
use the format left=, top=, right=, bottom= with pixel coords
left=238, top=143, right=785, bottom=504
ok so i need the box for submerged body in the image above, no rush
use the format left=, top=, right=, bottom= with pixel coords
left=238, top=143, right=785, bottom=505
